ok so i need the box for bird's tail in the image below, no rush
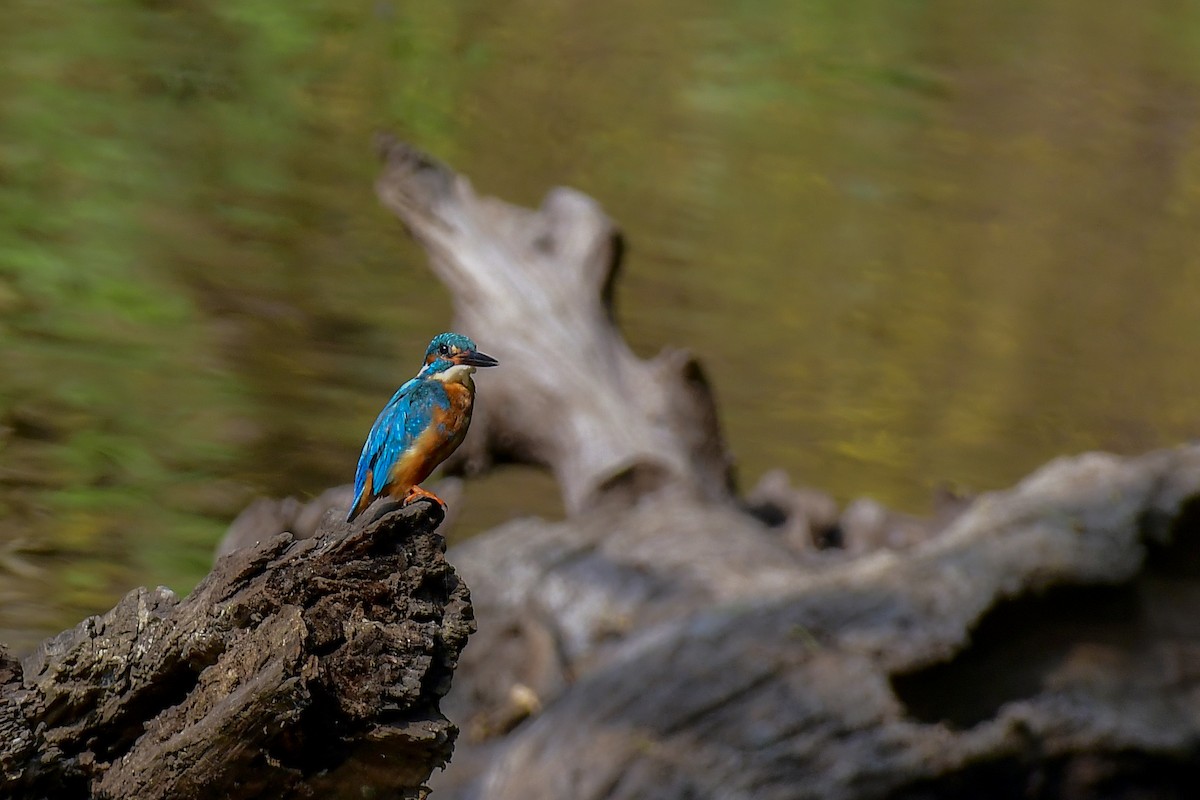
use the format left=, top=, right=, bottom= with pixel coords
left=346, top=468, right=375, bottom=523
left=346, top=492, right=368, bottom=523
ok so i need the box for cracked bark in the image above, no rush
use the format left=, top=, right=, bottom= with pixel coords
left=1, top=503, right=473, bottom=800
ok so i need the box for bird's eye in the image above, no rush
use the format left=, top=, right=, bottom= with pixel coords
left=438, top=344, right=451, bottom=356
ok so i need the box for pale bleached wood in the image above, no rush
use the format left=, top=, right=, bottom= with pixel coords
left=374, top=135, right=735, bottom=515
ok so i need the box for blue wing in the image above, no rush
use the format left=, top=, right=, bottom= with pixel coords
left=350, top=378, right=447, bottom=516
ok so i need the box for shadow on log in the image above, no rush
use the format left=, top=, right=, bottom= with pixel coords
left=1, top=502, right=473, bottom=800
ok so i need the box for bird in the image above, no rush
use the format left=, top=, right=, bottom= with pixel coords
left=346, top=332, right=498, bottom=523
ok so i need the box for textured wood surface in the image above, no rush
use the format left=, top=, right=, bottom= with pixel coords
left=440, top=447, right=1200, bottom=800
left=1, top=502, right=473, bottom=800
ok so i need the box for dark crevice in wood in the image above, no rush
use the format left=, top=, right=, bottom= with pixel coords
left=887, top=753, right=1200, bottom=800
left=890, top=583, right=1141, bottom=729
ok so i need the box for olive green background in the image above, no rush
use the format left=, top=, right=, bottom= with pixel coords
left=3, top=0, right=1199, bottom=650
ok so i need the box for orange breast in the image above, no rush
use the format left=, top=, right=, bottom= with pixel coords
left=386, top=381, right=475, bottom=493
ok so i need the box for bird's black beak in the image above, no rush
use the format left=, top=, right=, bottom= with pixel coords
left=457, top=350, right=499, bottom=368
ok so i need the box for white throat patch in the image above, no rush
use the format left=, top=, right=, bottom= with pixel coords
left=432, top=364, right=476, bottom=385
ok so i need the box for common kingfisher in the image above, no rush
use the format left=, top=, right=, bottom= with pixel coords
left=346, top=332, right=498, bottom=523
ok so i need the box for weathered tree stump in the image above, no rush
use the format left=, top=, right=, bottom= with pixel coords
left=214, top=138, right=1200, bottom=799
left=1, top=503, right=473, bottom=800
left=374, top=134, right=735, bottom=516
left=367, top=139, right=1200, bottom=799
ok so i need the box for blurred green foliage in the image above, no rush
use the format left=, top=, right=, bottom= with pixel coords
left=3, top=0, right=1200, bottom=649
left=0, top=0, right=473, bottom=645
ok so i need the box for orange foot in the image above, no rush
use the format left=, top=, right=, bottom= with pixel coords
left=402, top=484, right=446, bottom=508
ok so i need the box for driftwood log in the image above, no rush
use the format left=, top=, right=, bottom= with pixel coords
left=1, top=503, right=473, bottom=800
left=221, top=138, right=1200, bottom=800
left=366, top=140, right=1200, bottom=799
left=444, top=447, right=1200, bottom=799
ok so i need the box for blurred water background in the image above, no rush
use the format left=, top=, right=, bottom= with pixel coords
left=2, top=0, right=1200, bottom=651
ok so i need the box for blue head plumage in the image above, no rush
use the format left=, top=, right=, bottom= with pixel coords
left=419, top=332, right=499, bottom=375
